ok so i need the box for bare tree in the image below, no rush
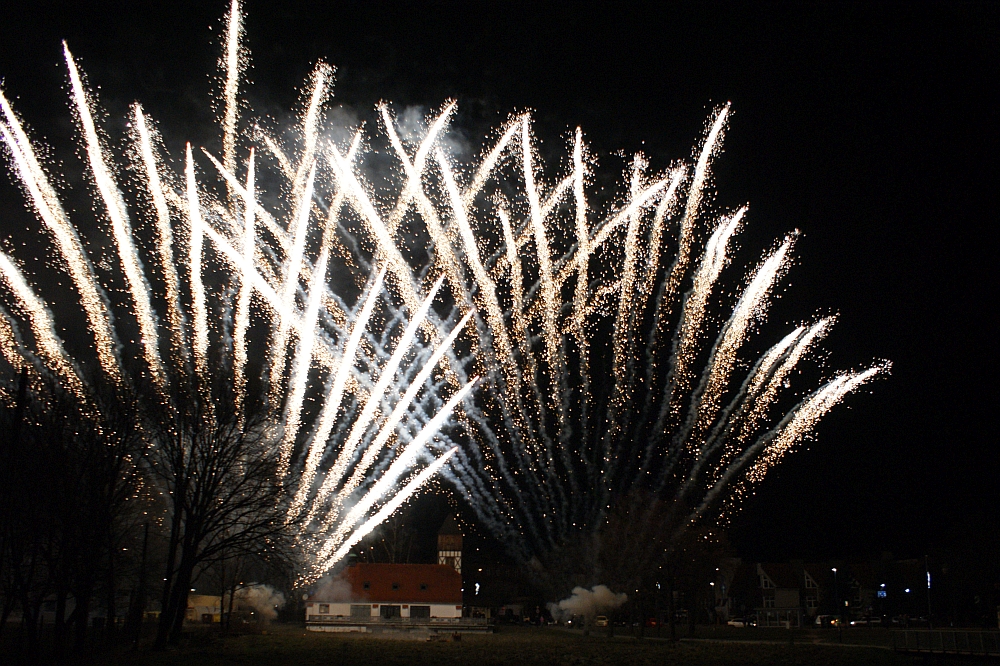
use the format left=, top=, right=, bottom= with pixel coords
left=141, top=380, right=291, bottom=648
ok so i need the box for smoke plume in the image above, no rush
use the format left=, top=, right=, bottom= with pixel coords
left=232, top=584, right=286, bottom=622
left=547, top=585, right=627, bottom=622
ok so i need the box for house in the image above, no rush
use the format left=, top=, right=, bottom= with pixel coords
left=305, top=562, right=463, bottom=630
left=185, top=594, right=221, bottom=624
left=306, top=514, right=487, bottom=632
left=755, top=563, right=804, bottom=627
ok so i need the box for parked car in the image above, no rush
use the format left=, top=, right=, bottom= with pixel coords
left=849, top=617, right=882, bottom=627
left=727, top=618, right=748, bottom=627
left=594, top=616, right=608, bottom=627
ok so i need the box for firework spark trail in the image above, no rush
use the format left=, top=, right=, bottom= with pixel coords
left=333, top=310, right=475, bottom=501
left=0, top=253, right=84, bottom=398
left=319, top=446, right=458, bottom=574
left=278, top=248, right=328, bottom=478
left=380, top=105, right=477, bottom=335
left=65, top=46, right=165, bottom=389
left=682, top=238, right=794, bottom=445
left=736, top=317, right=834, bottom=443
left=317, top=378, right=477, bottom=558
left=269, top=163, right=317, bottom=404
left=522, top=117, right=564, bottom=410
left=292, top=276, right=448, bottom=519
left=222, top=0, right=243, bottom=187
left=570, top=130, right=592, bottom=442
left=233, top=148, right=256, bottom=410
left=669, top=208, right=746, bottom=393
left=656, top=105, right=729, bottom=316
left=0, top=92, right=123, bottom=386
left=292, top=268, right=385, bottom=490
left=134, top=106, right=187, bottom=368
left=744, top=367, right=884, bottom=482
left=380, top=102, right=456, bottom=234
left=184, top=145, right=211, bottom=391
left=696, top=365, right=886, bottom=523
left=435, top=147, right=522, bottom=411
left=0, top=308, right=23, bottom=366
left=674, top=325, right=806, bottom=501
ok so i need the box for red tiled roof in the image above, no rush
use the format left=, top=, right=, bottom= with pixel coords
left=337, top=563, right=462, bottom=604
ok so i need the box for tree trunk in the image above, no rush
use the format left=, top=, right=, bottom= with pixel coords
left=667, top=576, right=677, bottom=642
left=73, top=580, right=92, bottom=655
left=53, top=586, right=68, bottom=658
left=154, top=502, right=183, bottom=649
left=106, top=546, right=117, bottom=643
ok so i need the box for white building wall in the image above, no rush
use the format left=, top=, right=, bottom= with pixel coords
left=306, top=601, right=461, bottom=620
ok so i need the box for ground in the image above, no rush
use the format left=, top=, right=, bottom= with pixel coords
left=78, top=624, right=913, bottom=666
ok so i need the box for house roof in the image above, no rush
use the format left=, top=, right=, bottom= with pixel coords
left=758, top=563, right=801, bottom=589
left=323, top=563, right=462, bottom=604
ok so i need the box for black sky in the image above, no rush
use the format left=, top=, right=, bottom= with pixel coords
left=1, top=1, right=997, bottom=562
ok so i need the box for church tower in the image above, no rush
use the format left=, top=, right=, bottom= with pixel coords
left=436, top=513, right=462, bottom=574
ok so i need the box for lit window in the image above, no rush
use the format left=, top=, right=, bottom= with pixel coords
left=319, top=604, right=329, bottom=614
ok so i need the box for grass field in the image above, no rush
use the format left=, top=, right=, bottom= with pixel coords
left=73, top=624, right=912, bottom=666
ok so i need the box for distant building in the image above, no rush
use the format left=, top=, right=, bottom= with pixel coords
left=305, top=562, right=463, bottom=630
left=437, top=513, right=462, bottom=573
left=186, top=594, right=221, bottom=624
left=305, top=514, right=488, bottom=632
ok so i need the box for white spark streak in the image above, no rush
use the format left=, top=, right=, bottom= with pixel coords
left=319, top=447, right=458, bottom=576
left=293, top=269, right=385, bottom=492
left=233, top=148, right=256, bottom=411
left=0, top=90, right=122, bottom=385
left=278, top=248, right=328, bottom=478
left=222, top=0, right=243, bottom=180
left=65, top=45, right=165, bottom=388
left=0, top=253, right=84, bottom=397
left=185, top=145, right=210, bottom=387
left=134, top=105, right=186, bottom=365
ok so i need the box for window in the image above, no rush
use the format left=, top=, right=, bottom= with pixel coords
left=760, top=576, right=774, bottom=589
left=319, top=604, right=330, bottom=614
left=391, top=582, right=400, bottom=590
left=350, top=605, right=370, bottom=619
left=362, top=581, right=370, bottom=590
left=420, top=583, right=428, bottom=591
left=805, top=573, right=818, bottom=589
left=763, top=598, right=775, bottom=608
left=805, top=595, right=817, bottom=609
left=410, top=605, right=431, bottom=619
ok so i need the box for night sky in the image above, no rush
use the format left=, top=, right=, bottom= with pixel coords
left=1, top=2, right=996, bottom=562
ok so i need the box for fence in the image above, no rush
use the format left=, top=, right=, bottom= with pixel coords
left=892, top=629, right=1000, bottom=657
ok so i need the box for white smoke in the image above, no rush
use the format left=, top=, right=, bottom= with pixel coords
left=231, top=584, right=286, bottom=622
left=547, top=585, right=628, bottom=623
left=312, top=573, right=355, bottom=602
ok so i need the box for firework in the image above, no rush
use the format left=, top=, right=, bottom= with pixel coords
left=284, top=76, right=887, bottom=563
left=0, top=1, right=472, bottom=582
left=0, top=0, right=886, bottom=579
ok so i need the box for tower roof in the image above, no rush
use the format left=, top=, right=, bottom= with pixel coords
left=437, top=513, right=461, bottom=536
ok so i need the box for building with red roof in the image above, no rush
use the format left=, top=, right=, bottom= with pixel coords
left=305, top=515, right=476, bottom=631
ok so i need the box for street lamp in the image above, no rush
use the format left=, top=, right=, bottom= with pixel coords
left=832, top=568, right=842, bottom=642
